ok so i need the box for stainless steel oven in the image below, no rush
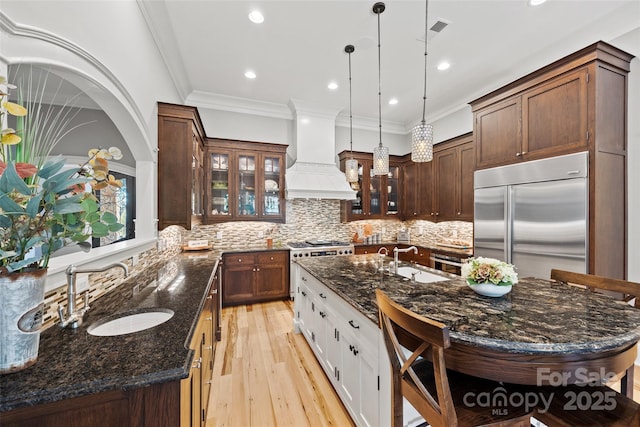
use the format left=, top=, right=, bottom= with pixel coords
left=430, top=252, right=464, bottom=276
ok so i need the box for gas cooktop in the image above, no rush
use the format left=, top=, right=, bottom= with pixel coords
left=287, top=240, right=351, bottom=249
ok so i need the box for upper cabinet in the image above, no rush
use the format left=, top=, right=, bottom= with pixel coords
left=401, top=133, right=474, bottom=222
left=206, top=139, right=287, bottom=223
left=158, top=103, right=206, bottom=230
left=338, top=151, right=402, bottom=222
left=471, top=42, right=629, bottom=171
left=158, top=103, right=287, bottom=229
left=433, top=134, right=474, bottom=222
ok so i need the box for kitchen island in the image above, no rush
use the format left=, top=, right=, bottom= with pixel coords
left=0, top=251, right=221, bottom=425
left=293, top=254, right=640, bottom=426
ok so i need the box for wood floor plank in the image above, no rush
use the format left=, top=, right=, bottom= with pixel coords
left=207, top=300, right=354, bottom=427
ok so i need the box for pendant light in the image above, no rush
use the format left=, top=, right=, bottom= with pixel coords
left=344, top=44, right=359, bottom=183
left=411, top=0, right=434, bottom=162
left=372, top=2, right=389, bottom=176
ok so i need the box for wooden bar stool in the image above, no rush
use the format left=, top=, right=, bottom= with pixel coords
left=551, top=268, right=640, bottom=398
left=376, top=289, right=534, bottom=427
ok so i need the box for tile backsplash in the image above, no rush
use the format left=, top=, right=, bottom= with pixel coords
left=41, top=199, right=472, bottom=330
left=182, top=199, right=472, bottom=248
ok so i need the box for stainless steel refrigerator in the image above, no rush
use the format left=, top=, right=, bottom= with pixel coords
left=473, top=152, right=588, bottom=279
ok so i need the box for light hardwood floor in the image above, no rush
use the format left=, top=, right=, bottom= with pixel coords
left=206, top=300, right=354, bottom=427
left=207, top=300, right=640, bottom=427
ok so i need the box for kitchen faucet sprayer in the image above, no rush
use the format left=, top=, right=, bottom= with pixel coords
left=58, top=262, right=129, bottom=329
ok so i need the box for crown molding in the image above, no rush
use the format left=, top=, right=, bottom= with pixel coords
left=136, top=0, right=191, bottom=100
left=186, top=90, right=293, bottom=120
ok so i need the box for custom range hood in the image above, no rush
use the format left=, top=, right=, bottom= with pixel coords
left=285, top=100, right=357, bottom=200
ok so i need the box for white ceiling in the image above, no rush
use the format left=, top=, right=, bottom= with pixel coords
left=139, top=0, right=639, bottom=133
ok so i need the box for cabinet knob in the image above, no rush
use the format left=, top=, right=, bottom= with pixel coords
left=521, top=151, right=527, bottom=155
left=516, top=152, right=521, bottom=157
left=457, top=212, right=461, bottom=215
left=256, top=268, right=260, bottom=272
left=237, top=258, right=242, bottom=262
left=435, top=212, right=439, bottom=216
left=430, top=212, right=434, bottom=216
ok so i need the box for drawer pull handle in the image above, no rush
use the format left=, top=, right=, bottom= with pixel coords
left=301, top=291, right=307, bottom=296
left=319, top=293, right=326, bottom=299
left=349, top=320, right=360, bottom=329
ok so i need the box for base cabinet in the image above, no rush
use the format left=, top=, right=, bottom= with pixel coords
left=222, top=250, right=289, bottom=306
left=293, top=265, right=381, bottom=427
left=181, top=266, right=219, bottom=427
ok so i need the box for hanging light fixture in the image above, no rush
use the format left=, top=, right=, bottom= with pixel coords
left=344, top=45, right=359, bottom=183
left=411, top=0, right=434, bottom=162
left=372, top=2, right=389, bottom=176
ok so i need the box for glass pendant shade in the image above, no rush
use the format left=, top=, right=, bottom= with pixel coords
left=373, top=144, right=389, bottom=175
left=345, top=158, right=359, bottom=182
left=411, top=121, right=433, bottom=162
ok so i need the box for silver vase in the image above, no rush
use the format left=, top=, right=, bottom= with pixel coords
left=0, top=269, right=47, bottom=373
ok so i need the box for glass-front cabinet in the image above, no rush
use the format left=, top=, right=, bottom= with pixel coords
left=210, top=151, right=230, bottom=216
left=205, top=139, right=286, bottom=223
left=338, top=151, right=402, bottom=222
left=263, top=155, right=282, bottom=217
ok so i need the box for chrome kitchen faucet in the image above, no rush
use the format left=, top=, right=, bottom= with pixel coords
left=58, top=262, right=129, bottom=329
left=392, top=246, right=418, bottom=274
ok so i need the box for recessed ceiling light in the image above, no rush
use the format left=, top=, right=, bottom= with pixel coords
left=244, top=70, right=256, bottom=79
left=437, top=62, right=450, bottom=71
left=528, top=0, right=547, bottom=6
left=388, top=98, right=398, bottom=105
left=328, top=82, right=338, bottom=90
left=248, top=10, right=264, bottom=23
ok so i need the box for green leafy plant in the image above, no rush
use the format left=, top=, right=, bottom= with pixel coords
left=1, top=73, right=124, bottom=274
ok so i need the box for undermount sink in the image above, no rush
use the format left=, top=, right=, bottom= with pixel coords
left=87, top=308, right=174, bottom=336
left=396, top=266, right=449, bottom=284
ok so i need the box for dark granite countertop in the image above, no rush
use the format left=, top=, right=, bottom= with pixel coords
left=296, top=254, right=640, bottom=355
left=0, top=251, right=221, bottom=413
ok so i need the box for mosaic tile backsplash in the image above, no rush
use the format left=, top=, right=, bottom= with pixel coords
left=42, top=199, right=471, bottom=329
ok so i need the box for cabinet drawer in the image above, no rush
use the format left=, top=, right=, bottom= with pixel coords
left=257, top=251, right=288, bottom=265
left=224, top=254, right=257, bottom=266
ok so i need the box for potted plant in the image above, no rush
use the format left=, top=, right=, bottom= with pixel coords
left=461, top=257, right=518, bottom=297
left=1, top=73, right=124, bottom=373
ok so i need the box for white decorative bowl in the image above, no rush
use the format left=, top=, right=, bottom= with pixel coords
left=467, top=280, right=512, bottom=297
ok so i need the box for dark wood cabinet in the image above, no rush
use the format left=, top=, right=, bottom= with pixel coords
left=338, top=151, right=402, bottom=222
left=471, top=41, right=633, bottom=279
left=401, top=133, right=474, bottom=222
left=402, top=159, right=433, bottom=219
left=432, top=134, right=474, bottom=222
left=158, top=102, right=206, bottom=230
left=206, top=139, right=286, bottom=223
left=222, top=250, right=289, bottom=306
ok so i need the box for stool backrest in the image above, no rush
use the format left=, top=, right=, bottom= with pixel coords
left=376, top=289, right=457, bottom=427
